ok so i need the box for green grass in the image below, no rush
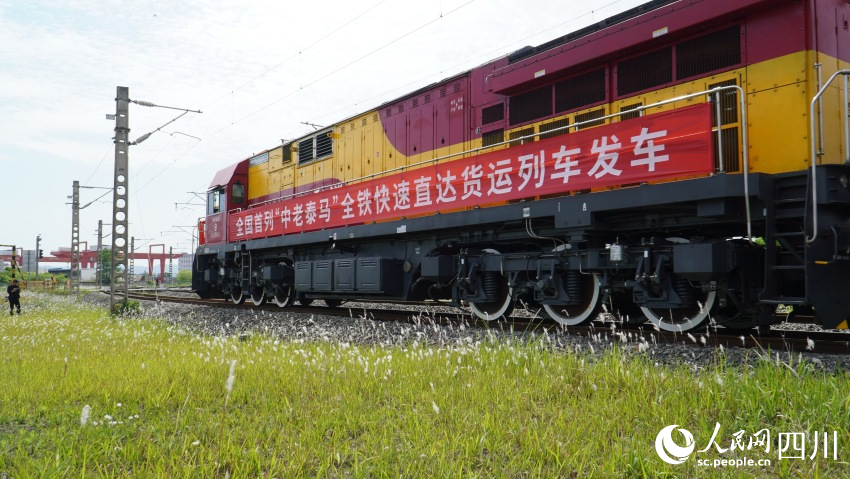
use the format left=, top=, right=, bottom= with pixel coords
left=1, top=295, right=848, bottom=478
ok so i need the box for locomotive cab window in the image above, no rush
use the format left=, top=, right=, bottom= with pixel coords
left=208, top=188, right=225, bottom=215
left=231, top=182, right=244, bottom=205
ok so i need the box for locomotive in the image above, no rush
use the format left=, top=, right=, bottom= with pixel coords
left=193, top=0, right=850, bottom=332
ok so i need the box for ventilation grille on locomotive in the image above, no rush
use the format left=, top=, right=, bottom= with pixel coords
left=555, top=68, right=605, bottom=113
left=709, top=79, right=740, bottom=173
left=539, top=118, right=570, bottom=140
left=482, top=129, right=504, bottom=148
left=482, top=104, right=505, bottom=125
left=617, top=47, right=672, bottom=96
left=298, top=138, right=313, bottom=164
left=677, top=25, right=741, bottom=80
left=509, top=127, right=535, bottom=147
left=316, top=132, right=333, bottom=159
left=509, top=86, right=552, bottom=126
left=575, top=108, right=605, bottom=130
left=619, top=103, right=642, bottom=121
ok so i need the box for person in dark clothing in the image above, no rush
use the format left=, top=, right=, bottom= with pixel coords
left=7, top=279, right=21, bottom=315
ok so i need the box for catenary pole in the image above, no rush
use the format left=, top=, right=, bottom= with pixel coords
left=70, top=180, right=81, bottom=296
left=110, top=86, right=130, bottom=312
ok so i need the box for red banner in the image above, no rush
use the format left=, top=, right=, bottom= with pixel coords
left=227, top=104, right=713, bottom=242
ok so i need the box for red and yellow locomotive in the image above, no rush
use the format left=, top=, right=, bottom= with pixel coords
left=194, top=0, right=850, bottom=332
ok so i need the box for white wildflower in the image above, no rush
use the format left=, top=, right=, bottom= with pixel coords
left=225, top=359, right=237, bottom=407
left=80, top=405, right=91, bottom=427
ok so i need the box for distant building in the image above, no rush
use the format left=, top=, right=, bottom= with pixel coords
left=178, top=253, right=194, bottom=272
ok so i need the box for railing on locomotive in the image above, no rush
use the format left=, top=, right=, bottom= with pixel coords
left=808, top=69, right=850, bottom=244
left=231, top=85, right=752, bottom=241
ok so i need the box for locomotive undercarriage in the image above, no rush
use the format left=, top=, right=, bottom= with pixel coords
left=193, top=167, right=850, bottom=332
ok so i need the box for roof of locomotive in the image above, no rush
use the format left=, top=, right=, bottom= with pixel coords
left=504, top=0, right=679, bottom=65
left=209, top=159, right=248, bottom=189
left=250, top=0, right=765, bottom=163
left=316, top=0, right=680, bottom=128
left=223, top=0, right=680, bottom=163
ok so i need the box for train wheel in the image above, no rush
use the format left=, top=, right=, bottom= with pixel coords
left=230, top=287, right=246, bottom=305
left=272, top=285, right=294, bottom=308
left=640, top=281, right=716, bottom=332
left=250, top=287, right=266, bottom=306
left=469, top=249, right=514, bottom=321
left=469, top=283, right=514, bottom=320
left=541, top=273, right=602, bottom=326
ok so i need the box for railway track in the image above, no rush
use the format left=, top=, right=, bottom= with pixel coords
left=126, top=291, right=850, bottom=355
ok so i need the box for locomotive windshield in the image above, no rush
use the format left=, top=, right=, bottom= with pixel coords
left=207, top=188, right=225, bottom=215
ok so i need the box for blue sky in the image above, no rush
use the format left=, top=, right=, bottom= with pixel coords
left=0, top=0, right=646, bottom=259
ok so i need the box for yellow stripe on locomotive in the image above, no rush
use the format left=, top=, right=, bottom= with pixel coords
left=247, top=56, right=850, bottom=211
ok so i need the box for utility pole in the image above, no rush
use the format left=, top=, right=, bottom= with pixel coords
left=11, top=245, right=18, bottom=280
left=70, top=180, right=81, bottom=296
left=35, top=234, right=41, bottom=280
left=129, top=236, right=135, bottom=290
left=0, top=244, right=20, bottom=281
left=107, top=87, right=200, bottom=310
left=96, top=220, right=103, bottom=289
left=168, top=246, right=173, bottom=285
left=110, top=86, right=130, bottom=312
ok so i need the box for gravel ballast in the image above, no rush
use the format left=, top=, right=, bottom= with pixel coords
left=79, top=292, right=850, bottom=375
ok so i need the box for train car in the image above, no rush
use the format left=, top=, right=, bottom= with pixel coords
left=193, top=0, right=850, bottom=332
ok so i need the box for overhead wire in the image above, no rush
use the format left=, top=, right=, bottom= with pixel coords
left=131, top=0, right=642, bottom=240
left=132, top=0, right=396, bottom=196
left=197, top=0, right=390, bottom=112
left=200, top=0, right=476, bottom=140
left=312, top=0, right=634, bottom=124
left=134, top=0, right=473, bottom=194
left=82, top=144, right=116, bottom=188
left=113, top=0, right=639, bottom=195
